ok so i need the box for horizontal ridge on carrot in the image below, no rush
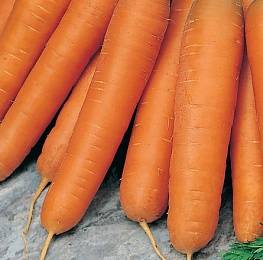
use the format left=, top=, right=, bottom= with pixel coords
left=40, top=0, right=170, bottom=258
left=168, top=0, right=244, bottom=258
left=120, top=0, right=193, bottom=258
left=0, top=0, right=118, bottom=181
left=22, top=52, right=99, bottom=235
left=0, top=0, right=71, bottom=119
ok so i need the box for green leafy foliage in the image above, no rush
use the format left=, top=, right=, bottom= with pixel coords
left=221, top=238, right=263, bottom=260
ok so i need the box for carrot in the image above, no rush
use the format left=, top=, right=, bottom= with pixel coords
left=246, top=2, right=263, bottom=150
left=231, top=0, right=263, bottom=243
left=119, top=0, right=193, bottom=259
left=231, top=56, right=263, bottom=242
left=0, top=0, right=71, bottom=119
left=40, top=0, right=170, bottom=258
left=242, top=0, right=254, bottom=11
left=0, top=0, right=118, bottom=182
left=167, top=0, right=244, bottom=258
left=22, top=52, right=99, bottom=236
left=0, top=0, right=15, bottom=36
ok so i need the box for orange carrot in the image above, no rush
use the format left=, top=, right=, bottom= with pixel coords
left=120, top=0, right=193, bottom=258
left=0, top=0, right=15, bottom=35
left=0, top=0, right=71, bottom=119
left=40, top=0, right=170, bottom=258
left=231, top=56, right=263, bottom=242
left=167, top=0, right=244, bottom=258
left=22, top=52, right=99, bottom=236
left=230, top=0, right=263, bottom=243
left=246, top=2, right=263, bottom=151
left=0, top=0, right=118, bottom=182
left=242, top=0, right=254, bottom=12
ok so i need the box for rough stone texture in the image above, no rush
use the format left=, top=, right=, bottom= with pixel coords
left=0, top=159, right=234, bottom=260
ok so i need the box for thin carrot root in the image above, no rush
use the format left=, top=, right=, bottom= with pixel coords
left=139, top=221, right=167, bottom=260
left=40, top=232, right=54, bottom=260
left=21, top=231, right=29, bottom=260
left=23, top=177, right=50, bottom=235
left=187, top=253, right=193, bottom=260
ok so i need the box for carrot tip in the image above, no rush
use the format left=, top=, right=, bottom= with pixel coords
left=187, top=253, right=193, bottom=260
left=139, top=221, right=167, bottom=260
left=40, top=231, right=54, bottom=260
left=23, top=177, right=49, bottom=235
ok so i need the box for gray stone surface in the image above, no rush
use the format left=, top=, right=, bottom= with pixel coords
left=0, top=161, right=235, bottom=260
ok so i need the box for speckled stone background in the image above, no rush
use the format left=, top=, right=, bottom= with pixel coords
left=0, top=130, right=235, bottom=260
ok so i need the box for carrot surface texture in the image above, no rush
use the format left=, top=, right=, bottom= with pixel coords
left=231, top=56, right=263, bottom=242
left=0, top=0, right=118, bottom=182
left=22, top=53, right=99, bottom=237
left=120, top=0, right=193, bottom=259
left=0, top=0, right=15, bottom=36
left=246, top=1, right=263, bottom=154
left=40, top=0, right=170, bottom=258
left=231, top=0, right=263, bottom=243
left=0, top=0, right=71, bottom=119
left=167, top=0, right=244, bottom=258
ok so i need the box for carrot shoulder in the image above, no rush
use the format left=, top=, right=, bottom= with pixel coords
left=168, top=0, right=243, bottom=257
left=0, top=0, right=15, bottom=35
left=0, top=0, right=71, bottom=119
left=231, top=56, right=263, bottom=242
left=40, top=0, right=170, bottom=257
left=120, top=0, right=193, bottom=258
left=0, top=0, right=118, bottom=182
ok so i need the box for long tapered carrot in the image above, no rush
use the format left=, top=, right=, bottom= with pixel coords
left=0, top=0, right=15, bottom=36
left=119, top=1, right=193, bottom=259
left=246, top=1, right=263, bottom=151
left=231, top=0, right=263, bottom=243
left=167, top=0, right=244, bottom=258
left=0, top=0, right=71, bottom=119
left=0, top=0, right=118, bottom=182
left=231, top=56, right=263, bottom=242
left=22, top=52, right=99, bottom=236
left=40, top=0, right=170, bottom=258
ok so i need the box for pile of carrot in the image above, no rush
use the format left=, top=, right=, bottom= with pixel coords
left=0, top=0, right=262, bottom=259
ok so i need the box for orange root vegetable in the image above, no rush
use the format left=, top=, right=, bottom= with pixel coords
left=231, top=56, right=263, bottom=242
left=242, top=0, right=254, bottom=12
left=120, top=0, right=193, bottom=258
left=40, top=0, right=170, bottom=258
left=0, top=0, right=118, bottom=182
left=22, top=53, right=99, bottom=236
left=168, top=0, right=244, bottom=257
left=246, top=1, right=263, bottom=152
left=231, top=0, right=263, bottom=243
left=0, top=0, right=71, bottom=119
left=0, top=0, right=15, bottom=36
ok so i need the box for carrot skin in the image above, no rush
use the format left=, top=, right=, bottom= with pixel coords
left=37, top=52, right=99, bottom=182
left=246, top=2, right=263, bottom=153
left=0, top=0, right=15, bottom=36
left=168, top=0, right=244, bottom=255
left=0, top=0, right=118, bottom=181
left=231, top=56, right=263, bottom=242
left=0, top=0, right=71, bottom=119
left=41, top=0, right=170, bottom=235
left=231, top=0, right=263, bottom=243
left=120, top=0, right=193, bottom=224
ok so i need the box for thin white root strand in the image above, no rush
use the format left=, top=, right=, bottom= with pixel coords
left=139, top=221, right=167, bottom=260
left=40, top=232, right=54, bottom=260
left=23, top=177, right=49, bottom=235
left=187, top=253, right=193, bottom=260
